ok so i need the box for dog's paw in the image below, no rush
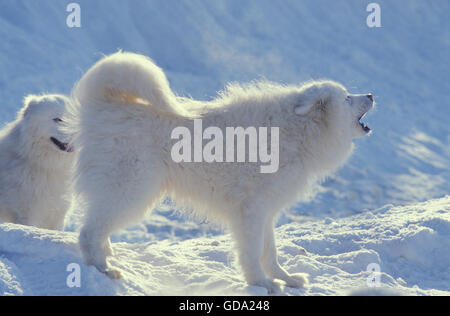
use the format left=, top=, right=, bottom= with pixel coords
left=284, top=273, right=308, bottom=288
left=251, top=278, right=281, bottom=294
left=103, top=268, right=122, bottom=280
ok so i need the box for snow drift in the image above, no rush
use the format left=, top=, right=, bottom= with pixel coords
left=1, top=197, right=448, bottom=296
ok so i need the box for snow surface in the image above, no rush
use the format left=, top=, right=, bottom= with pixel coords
left=0, top=0, right=449, bottom=296
left=1, top=197, right=448, bottom=296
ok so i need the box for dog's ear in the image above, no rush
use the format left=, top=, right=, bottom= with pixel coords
left=294, top=101, right=316, bottom=116
left=294, top=82, right=336, bottom=116
left=294, top=86, right=325, bottom=116
left=294, top=97, right=328, bottom=116
left=20, top=95, right=39, bottom=118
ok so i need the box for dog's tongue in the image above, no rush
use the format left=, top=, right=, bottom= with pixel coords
left=63, top=143, right=74, bottom=153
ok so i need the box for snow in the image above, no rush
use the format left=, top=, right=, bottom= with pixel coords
left=0, top=197, right=448, bottom=296
left=0, top=0, right=449, bottom=296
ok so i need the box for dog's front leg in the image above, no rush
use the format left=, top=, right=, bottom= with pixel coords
left=230, top=208, right=281, bottom=294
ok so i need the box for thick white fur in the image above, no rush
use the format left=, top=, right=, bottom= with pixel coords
left=0, top=95, right=73, bottom=230
left=66, top=52, right=374, bottom=292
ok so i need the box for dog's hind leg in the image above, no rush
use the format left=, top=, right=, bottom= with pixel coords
left=78, top=164, right=163, bottom=279
left=261, top=216, right=308, bottom=288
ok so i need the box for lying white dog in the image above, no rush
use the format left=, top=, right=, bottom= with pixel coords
left=0, top=95, right=73, bottom=230
left=66, top=52, right=374, bottom=293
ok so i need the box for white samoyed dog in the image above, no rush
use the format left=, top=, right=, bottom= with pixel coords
left=66, top=52, right=374, bottom=293
left=0, top=95, right=74, bottom=230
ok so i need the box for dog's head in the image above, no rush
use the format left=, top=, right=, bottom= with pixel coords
left=293, top=81, right=374, bottom=139
left=20, top=94, right=74, bottom=154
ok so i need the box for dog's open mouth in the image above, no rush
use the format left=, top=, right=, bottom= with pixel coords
left=358, top=113, right=371, bottom=133
left=50, top=137, right=73, bottom=152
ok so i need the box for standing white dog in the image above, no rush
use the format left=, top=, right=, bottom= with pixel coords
left=0, top=95, right=73, bottom=230
left=66, top=52, right=374, bottom=292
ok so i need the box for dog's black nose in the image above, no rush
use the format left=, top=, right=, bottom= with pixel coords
left=367, top=94, right=373, bottom=102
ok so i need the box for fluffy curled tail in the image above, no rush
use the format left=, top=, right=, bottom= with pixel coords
left=72, top=51, right=184, bottom=116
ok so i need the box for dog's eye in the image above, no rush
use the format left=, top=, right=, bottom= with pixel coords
left=53, top=118, right=63, bottom=123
